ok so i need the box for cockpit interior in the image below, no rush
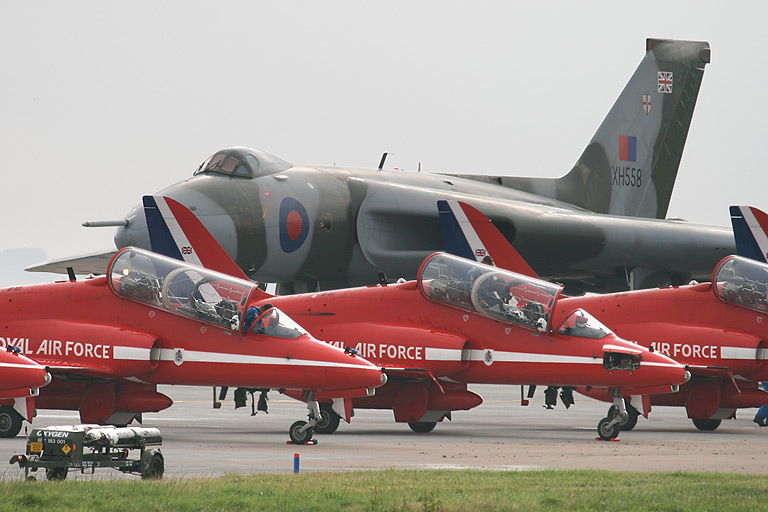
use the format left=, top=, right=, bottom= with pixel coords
left=193, top=147, right=293, bottom=179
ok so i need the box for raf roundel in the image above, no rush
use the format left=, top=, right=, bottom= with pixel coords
left=279, top=197, right=310, bottom=253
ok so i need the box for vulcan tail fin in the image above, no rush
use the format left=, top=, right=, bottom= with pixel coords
left=729, top=205, right=768, bottom=263
left=456, top=38, right=710, bottom=219
left=143, top=195, right=253, bottom=282
left=437, top=199, right=538, bottom=278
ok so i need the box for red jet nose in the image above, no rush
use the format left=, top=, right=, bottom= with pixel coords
left=638, top=349, right=689, bottom=388
left=0, top=350, right=50, bottom=393
left=319, top=346, right=387, bottom=392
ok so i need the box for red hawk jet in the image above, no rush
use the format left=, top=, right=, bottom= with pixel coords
left=440, top=199, right=768, bottom=434
left=0, top=248, right=385, bottom=444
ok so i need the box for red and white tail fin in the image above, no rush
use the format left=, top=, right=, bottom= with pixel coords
left=437, top=199, right=539, bottom=278
left=730, top=205, right=768, bottom=263
left=143, top=196, right=271, bottom=301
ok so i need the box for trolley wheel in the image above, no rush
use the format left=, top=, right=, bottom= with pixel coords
left=0, top=406, right=22, bottom=438
left=314, top=403, right=341, bottom=434
left=289, top=421, right=314, bottom=445
left=408, top=421, right=437, bottom=433
left=141, top=451, right=165, bottom=480
left=46, top=467, right=68, bottom=481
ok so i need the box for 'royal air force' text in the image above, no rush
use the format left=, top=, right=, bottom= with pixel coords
left=0, top=337, right=111, bottom=359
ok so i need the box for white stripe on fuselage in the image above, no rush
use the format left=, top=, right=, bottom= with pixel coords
left=153, top=348, right=375, bottom=370
left=424, top=348, right=464, bottom=361
left=721, top=346, right=768, bottom=360
left=0, top=361, right=44, bottom=370
left=113, top=346, right=152, bottom=361
left=466, top=349, right=682, bottom=369
left=466, top=349, right=600, bottom=365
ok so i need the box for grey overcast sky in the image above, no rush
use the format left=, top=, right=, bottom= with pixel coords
left=1, top=2, right=766, bottom=285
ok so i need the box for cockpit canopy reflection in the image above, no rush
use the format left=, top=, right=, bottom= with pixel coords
left=714, top=255, right=768, bottom=313
left=419, top=253, right=561, bottom=332
left=557, top=309, right=611, bottom=339
left=193, top=147, right=293, bottom=179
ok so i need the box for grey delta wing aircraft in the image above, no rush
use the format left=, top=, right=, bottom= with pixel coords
left=33, top=39, right=733, bottom=294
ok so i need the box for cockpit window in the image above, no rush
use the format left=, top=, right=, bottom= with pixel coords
left=419, top=253, right=561, bottom=332
left=714, top=255, right=768, bottom=312
left=109, top=248, right=256, bottom=331
left=557, top=309, right=611, bottom=339
left=249, top=307, right=307, bottom=339
left=193, top=147, right=292, bottom=179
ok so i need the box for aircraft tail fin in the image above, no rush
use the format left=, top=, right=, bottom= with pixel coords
left=143, top=195, right=255, bottom=283
left=437, top=199, right=539, bottom=278
left=729, top=205, right=768, bottom=263
left=457, top=39, right=710, bottom=219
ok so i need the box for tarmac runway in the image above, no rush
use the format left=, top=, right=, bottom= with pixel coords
left=2, top=384, right=766, bottom=480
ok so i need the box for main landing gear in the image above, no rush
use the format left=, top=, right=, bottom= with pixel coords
left=313, top=403, right=341, bottom=435
left=608, top=404, right=639, bottom=431
left=597, top=393, right=629, bottom=441
left=692, top=418, right=721, bottom=431
left=0, top=406, right=23, bottom=438
left=288, top=392, right=321, bottom=445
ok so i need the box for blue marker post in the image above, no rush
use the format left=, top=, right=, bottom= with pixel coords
left=293, top=453, right=300, bottom=474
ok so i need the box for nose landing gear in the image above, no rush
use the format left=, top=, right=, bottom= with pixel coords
left=288, top=392, right=320, bottom=445
left=597, top=392, right=627, bottom=441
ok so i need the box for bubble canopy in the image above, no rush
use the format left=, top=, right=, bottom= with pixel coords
left=713, top=255, right=768, bottom=313
left=108, top=247, right=299, bottom=335
left=193, top=147, right=292, bottom=179
left=419, top=253, right=562, bottom=332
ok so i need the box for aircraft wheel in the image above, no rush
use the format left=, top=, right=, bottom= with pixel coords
left=597, top=417, right=620, bottom=441
left=46, top=467, right=68, bottom=481
left=692, top=418, right=721, bottom=431
left=289, top=421, right=314, bottom=445
left=314, top=404, right=340, bottom=435
left=608, top=404, right=639, bottom=431
left=408, top=421, right=437, bottom=433
left=0, top=406, right=22, bottom=438
left=141, top=452, right=165, bottom=480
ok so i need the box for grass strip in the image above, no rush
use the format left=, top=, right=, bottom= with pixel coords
left=0, top=469, right=765, bottom=511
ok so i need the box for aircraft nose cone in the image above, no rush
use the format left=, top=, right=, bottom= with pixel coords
left=1, top=353, right=50, bottom=390
left=326, top=350, right=387, bottom=392
left=648, top=351, right=688, bottom=386
left=114, top=203, right=149, bottom=250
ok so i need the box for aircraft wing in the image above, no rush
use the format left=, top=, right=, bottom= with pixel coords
left=381, top=366, right=447, bottom=392
left=43, top=362, right=107, bottom=375
left=26, top=250, right=116, bottom=276
left=684, top=365, right=733, bottom=378
left=381, top=366, right=434, bottom=380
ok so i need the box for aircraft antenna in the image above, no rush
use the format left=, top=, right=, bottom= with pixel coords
left=378, top=152, right=388, bottom=170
